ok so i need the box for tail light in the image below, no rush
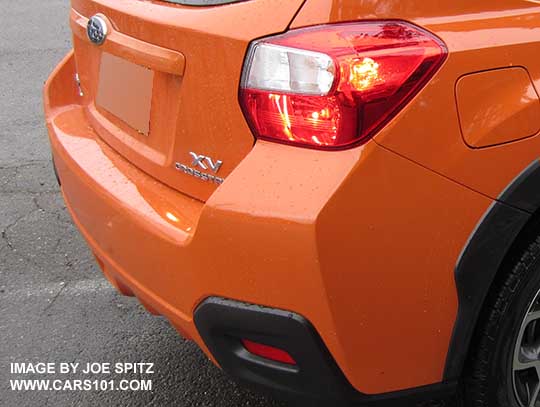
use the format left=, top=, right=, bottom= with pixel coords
left=239, top=21, right=447, bottom=150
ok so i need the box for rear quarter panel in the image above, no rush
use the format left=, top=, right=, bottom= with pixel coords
left=293, top=0, right=540, bottom=200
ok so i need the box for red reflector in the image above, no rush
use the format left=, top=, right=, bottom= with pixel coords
left=241, top=339, right=296, bottom=365
left=240, top=21, right=447, bottom=150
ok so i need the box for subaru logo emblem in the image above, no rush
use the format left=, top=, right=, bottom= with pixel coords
left=87, top=15, right=108, bottom=46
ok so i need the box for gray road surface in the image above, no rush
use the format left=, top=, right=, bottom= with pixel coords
left=0, top=1, right=286, bottom=406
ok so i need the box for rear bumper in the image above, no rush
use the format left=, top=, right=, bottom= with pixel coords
left=45, top=51, right=491, bottom=400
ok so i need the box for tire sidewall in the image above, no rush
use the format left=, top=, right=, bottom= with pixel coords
left=484, top=252, right=540, bottom=406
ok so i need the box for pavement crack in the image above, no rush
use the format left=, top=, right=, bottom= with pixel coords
left=0, top=160, right=48, bottom=171
left=1, top=228, right=15, bottom=251
left=0, top=193, right=52, bottom=264
left=32, top=194, right=45, bottom=212
left=0, top=189, right=58, bottom=194
left=41, top=282, right=68, bottom=315
left=1, top=208, right=38, bottom=251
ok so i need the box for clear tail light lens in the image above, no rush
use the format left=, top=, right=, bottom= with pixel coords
left=239, top=21, right=447, bottom=150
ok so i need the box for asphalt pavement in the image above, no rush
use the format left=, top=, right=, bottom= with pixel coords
left=0, top=1, right=285, bottom=406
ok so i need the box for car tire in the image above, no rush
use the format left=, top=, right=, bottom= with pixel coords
left=465, top=234, right=540, bottom=407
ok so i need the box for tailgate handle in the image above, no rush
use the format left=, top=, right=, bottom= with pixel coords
left=70, top=10, right=185, bottom=76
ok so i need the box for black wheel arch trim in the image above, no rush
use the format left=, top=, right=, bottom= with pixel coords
left=444, top=159, right=540, bottom=380
left=499, top=160, right=540, bottom=214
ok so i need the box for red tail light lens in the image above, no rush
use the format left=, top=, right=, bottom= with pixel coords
left=239, top=21, right=447, bottom=150
left=241, top=339, right=296, bottom=365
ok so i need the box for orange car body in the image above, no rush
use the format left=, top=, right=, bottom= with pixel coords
left=44, top=0, right=540, bottom=404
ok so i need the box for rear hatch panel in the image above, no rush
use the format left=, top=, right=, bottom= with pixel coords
left=70, top=0, right=305, bottom=201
